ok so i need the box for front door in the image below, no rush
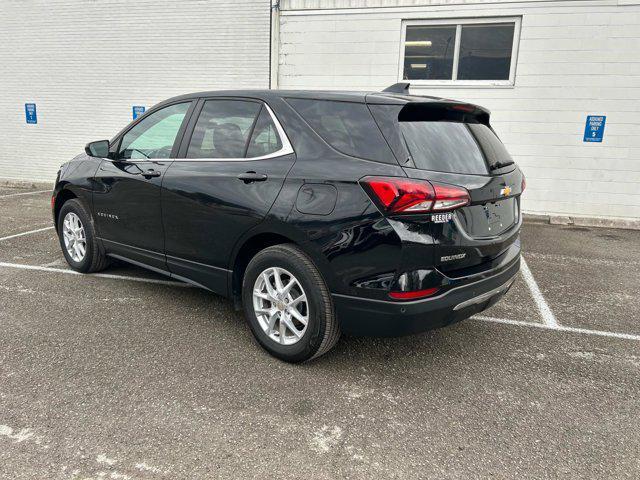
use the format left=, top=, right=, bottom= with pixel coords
left=93, top=101, right=193, bottom=270
left=162, top=99, right=296, bottom=293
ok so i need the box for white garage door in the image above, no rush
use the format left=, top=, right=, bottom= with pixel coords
left=0, top=0, right=271, bottom=182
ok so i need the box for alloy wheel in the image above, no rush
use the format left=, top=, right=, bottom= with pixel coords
left=62, top=212, right=87, bottom=262
left=252, top=267, right=309, bottom=345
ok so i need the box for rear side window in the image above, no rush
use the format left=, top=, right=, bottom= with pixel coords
left=247, top=107, right=282, bottom=158
left=187, top=100, right=261, bottom=159
left=370, top=104, right=513, bottom=175
left=286, top=98, right=394, bottom=163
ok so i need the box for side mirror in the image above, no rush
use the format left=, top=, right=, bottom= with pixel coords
left=85, top=140, right=110, bottom=158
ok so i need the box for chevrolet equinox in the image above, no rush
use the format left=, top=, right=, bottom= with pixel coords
left=52, top=83, right=524, bottom=362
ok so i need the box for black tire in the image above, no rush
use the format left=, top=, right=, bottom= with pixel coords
left=57, top=199, right=109, bottom=273
left=242, top=244, right=340, bottom=363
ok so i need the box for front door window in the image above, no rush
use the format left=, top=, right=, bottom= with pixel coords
left=119, top=103, right=190, bottom=160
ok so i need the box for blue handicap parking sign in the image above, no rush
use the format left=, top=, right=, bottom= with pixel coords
left=25, top=103, right=37, bottom=124
left=133, top=106, right=146, bottom=120
left=584, top=115, right=606, bottom=143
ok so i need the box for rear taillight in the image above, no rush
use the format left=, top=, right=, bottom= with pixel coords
left=51, top=195, right=56, bottom=210
left=360, top=177, right=469, bottom=215
left=521, top=175, right=526, bottom=193
left=431, top=183, right=471, bottom=211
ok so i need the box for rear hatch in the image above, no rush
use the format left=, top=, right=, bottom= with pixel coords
left=368, top=100, right=524, bottom=276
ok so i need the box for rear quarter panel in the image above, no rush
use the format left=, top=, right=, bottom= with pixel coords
left=267, top=97, right=410, bottom=296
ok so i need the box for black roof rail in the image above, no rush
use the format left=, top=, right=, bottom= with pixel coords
left=382, top=82, right=410, bottom=94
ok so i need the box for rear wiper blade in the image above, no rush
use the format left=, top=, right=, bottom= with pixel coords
left=489, top=161, right=514, bottom=171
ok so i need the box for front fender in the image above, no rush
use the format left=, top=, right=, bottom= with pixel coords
left=52, top=153, right=102, bottom=229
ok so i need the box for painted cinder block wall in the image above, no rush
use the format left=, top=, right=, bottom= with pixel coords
left=1, top=0, right=638, bottom=221
left=278, top=0, right=640, bottom=220
left=0, top=0, right=271, bottom=183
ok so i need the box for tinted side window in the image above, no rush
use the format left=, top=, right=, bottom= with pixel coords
left=286, top=98, right=394, bottom=163
left=119, top=103, right=190, bottom=159
left=247, top=107, right=282, bottom=158
left=186, top=100, right=261, bottom=159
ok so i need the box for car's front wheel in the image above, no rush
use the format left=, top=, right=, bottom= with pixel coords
left=242, top=244, right=340, bottom=363
left=57, top=199, right=109, bottom=273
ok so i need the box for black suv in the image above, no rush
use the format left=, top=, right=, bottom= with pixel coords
left=52, top=83, right=523, bottom=362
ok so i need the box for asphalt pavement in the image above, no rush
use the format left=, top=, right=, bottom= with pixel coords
left=1, top=188, right=638, bottom=479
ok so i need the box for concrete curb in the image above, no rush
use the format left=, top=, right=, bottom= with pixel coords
left=523, top=212, right=640, bottom=231
left=0, top=179, right=52, bottom=190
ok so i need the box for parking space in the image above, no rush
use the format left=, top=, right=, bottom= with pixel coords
left=0, top=189, right=53, bottom=240
left=522, top=225, right=640, bottom=336
left=1, top=188, right=639, bottom=479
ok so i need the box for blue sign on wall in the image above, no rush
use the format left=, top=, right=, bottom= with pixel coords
left=133, top=106, right=146, bottom=120
left=25, top=103, right=37, bottom=124
left=584, top=115, right=606, bottom=143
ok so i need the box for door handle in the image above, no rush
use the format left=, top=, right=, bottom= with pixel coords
left=141, top=169, right=162, bottom=178
left=237, top=171, right=268, bottom=184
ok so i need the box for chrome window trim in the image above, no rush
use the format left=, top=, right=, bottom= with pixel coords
left=176, top=102, right=294, bottom=162
left=112, top=103, right=294, bottom=164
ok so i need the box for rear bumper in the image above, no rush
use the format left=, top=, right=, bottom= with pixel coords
left=333, top=255, right=520, bottom=337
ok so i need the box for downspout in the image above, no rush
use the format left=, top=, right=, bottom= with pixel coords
left=270, top=0, right=280, bottom=89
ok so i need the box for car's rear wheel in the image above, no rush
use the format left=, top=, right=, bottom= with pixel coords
left=57, top=199, right=109, bottom=273
left=242, top=244, right=340, bottom=363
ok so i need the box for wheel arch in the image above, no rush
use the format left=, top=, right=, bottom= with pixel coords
left=229, top=220, right=339, bottom=309
left=53, top=186, right=78, bottom=231
left=230, top=231, right=299, bottom=309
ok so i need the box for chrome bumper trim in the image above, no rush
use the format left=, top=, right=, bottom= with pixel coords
left=453, top=277, right=517, bottom=311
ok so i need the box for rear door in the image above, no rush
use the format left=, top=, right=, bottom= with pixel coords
left=370, top=102, right=524, bottom=275
left=93, top=101, right=193, bottom=270
left=161, top=98, right=296, bottom=294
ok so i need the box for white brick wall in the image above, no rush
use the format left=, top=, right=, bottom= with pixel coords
left=0, top=0, right=270, bottom=182
left=278, top=0, right=640, bottom=220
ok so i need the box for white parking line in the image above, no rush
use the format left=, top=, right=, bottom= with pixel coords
left=0, top=190, right=51, bottom=198
left=0, top=262, right=189, bottom=288
left=520, top=256, right=559, bottom=327
left=474, top=315, right=640, bottom=342
left=0, top=226, right=54, bottom=242
left=0, top=260, right=637, bottom=342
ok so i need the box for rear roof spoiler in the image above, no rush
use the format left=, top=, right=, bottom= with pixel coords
left=399, top=101, right=491, bottom=125
left=382, top=82, right=411, bottom=94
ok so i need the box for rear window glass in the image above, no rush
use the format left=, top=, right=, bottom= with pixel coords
left=401, top=122, right=488, bottom=174
left=370, top=104, right=513, bottom=174
left=467, top=123, right=514, bottom=170
left=286, top=98, right=394, bottom=163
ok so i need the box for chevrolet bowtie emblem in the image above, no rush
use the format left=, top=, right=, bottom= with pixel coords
left=500, top=186, right=512, bottom=197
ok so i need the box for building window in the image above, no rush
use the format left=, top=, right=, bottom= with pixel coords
left=400, top=18, right=521, bottom=87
